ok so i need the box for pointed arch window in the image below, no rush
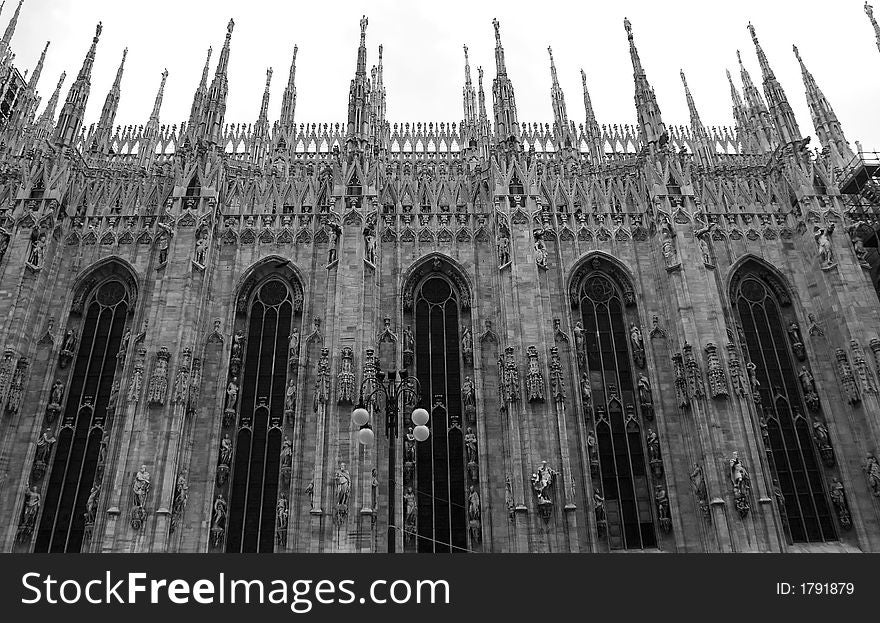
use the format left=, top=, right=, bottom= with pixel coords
left=412, top=275, right=467, bottom=553
left=576, top=270, right=656, bottom=550
left=732, top=271, right=836, bottom=543
left=223, top=278, right=298, bottom=553
left=34, top=279, right=131, bottom=552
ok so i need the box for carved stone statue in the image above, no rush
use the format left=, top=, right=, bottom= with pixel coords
left=690, top=463, right=710, bottom=519
left=288, top=328, right=300, bottom=359
left=497, top=234, right=511, bottom=266
left=573, top=321, right=586, bottom=362
left=581, top=372, right=593, bottom=413
left=218, top=434, right=233, bottom=467
left=637, top=373, right=652, bottom=407
left=404, top=486, right=417, bottom=540
left=48, top=380, right=64, bottom=410
left=468, top=485, right=481, bottom=521
left=225, top=377, right=239, bottom=412
left=20, top=486, right=41, bottom=535
left=534, top=229, right=548, bottom=268
left=813, top=223, right=836, bottom=269
left=363, top=222, right=377, bottom=264
left=659, top=215, right=680, bottom=271
left=829, top=478, right=852, bottom=530
left=34, top=427, right=56, bottom=464
left=654, top=485, right=672, bottom=533
left=193, top=228, right=209, bottom=265
left=729, top=452, right=751, bottom=517
left=530, top=461, right=557, bottom=505
left=275, top=496, right=289, bottom=544
left=284, top=378, right=297, bottom=416
left=210, top=494, right=227, bottom=548
left=280, top=436, right=293, bottom=469
left=694, top=219, right=716, bottom=267
left=84, top=483, right=100, bottom=525
left=335, top=462, right=352, bottom=522
left=630, top=323, right=645, bottom=368
left=169, top=472, right=188, bottom=533
left=465, top=427, right=477, bottom=465
left=462, top=376, right=476, bottom=413
left=646, top=429, right=661, bottom=462
left=461, top=326, right=473, bottom=365
left=26, top=228, right=47, bottom=268
left=866, top=455, right=880, bottom=497
left=132, top=464, right=151, bottom=510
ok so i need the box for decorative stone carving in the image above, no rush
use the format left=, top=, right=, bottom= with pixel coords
left=811, top=419, right=835, bottom=467
left=130, top=464, right=152, bottom=530
left=807, top=313, right=824, bottom=337
left=573, top=321, right=586, bottom=367
left=404, top=486, right=417, bottom=544
left=337, top=346, right=355, bottom=405
left=630, top=324, right=645, bottom=369
left=683, top=343, right=705, bottom=401
left=654, top=485, right=672, bottom=533
left=813, top=223, right=836, bottom=270
left=224, top=377, right=239, bottom=427
left=649, top=314, right=667, bottom=340
left=865, top=455, right=880, bottom=497
left=229, top=330, right=244, bottom=377
left=835, top=348, right=860, bottom=405
left=169, top=472, right=188, bottom=534
left=729, top=452, right=751, bottom=518
left=465, top=427, right=478, bottom=482
left=746, top=361, right=761, bottom=405
left=690, top=463, right=711, bottom=521
left=531, top=461, right=557, bottom=521
left=147, top=347, right=171, bottom=406
left=193, top=227, right=208, bottom=267
left=363, top=218, right=377, bottom=265
left=798, top=367, right=819, bottom=408
left=462, top=376, right=476, bottom=419
left=468, top=486, right=482, bottom=544
left=501, top=347, right=520, bottom=402
left=548, top=347, right=565, bottom=403
left=847, top=221, right=872, bottom=269
left=334, top=461, right=352, bottom=525
left=187, top=357, right=202, bottom=417
left=788, top=322, right=806, bottom=361
left=497, top=229, right=511, bottom=267
left=360, top=348, right=378, bottom=408
left=59, top=330, right=77, bottom=369
left=127, top=346, right=147, bottom=403
left=327, top=221, right=341, bottom=265
left=210, top=494, right=227, bottom=548
left=16, top=485, right=41, bottom=542
left=525, top=346, right=545, bottom=402
left=829, top=478, right=852, bottom=530
left=5, top=357, right=28, bottom=414
left=288, top=326, right=300, bottom=362
left=704, top=342, right=728, bottom=399
left=594, top=491, right=607, bottom=536
left=377, top=317, right=397, bottom=344
left=275, top=495, right=289, bottom=546
left=283, top=378, right=296, bottom=422
left=672, top=353, right=689, bottom=408
left=172, top=348, right=192, bottom=405
left=461, top=326, right=473, bottom=365
left=313, top=348, right=331, bottom=410
left=25, top=227, right=47, bottom=269
left=850, top=340, right=877, bottom=395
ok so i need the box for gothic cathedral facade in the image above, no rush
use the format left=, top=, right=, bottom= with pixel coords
left=1, top=4, right=880, bottom=553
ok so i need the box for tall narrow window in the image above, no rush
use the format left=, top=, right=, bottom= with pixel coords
left=225, top=279, right=292, bottom=553
left=413, top=276, right=467, bottom=553
left=578, top=273, right=655, bottom=550
left=35, top=280, right=129, bottom=553
left=733, top=272, right=836, bottom=543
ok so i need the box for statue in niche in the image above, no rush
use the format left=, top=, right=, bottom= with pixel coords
left=404, top=487, right=417, bottom=542
left=288, top=328, right=300, bottom=360
left=210, top=494, right=227, bottom=548
left=132, top=465, right=151, bottom=510
left=218, top=434, right=233, bottom=467
left=630, top=324, right=645, bottom=368
left=462, top=376, right=476, bottom=413
left=280, top=436, right=293, bottom=469
left=659, top=215, right=679, bottom=270
left=193, top=228, right=208, bottom=265
left=654, top=485, right=672, bottom=533
left=813, top=223, right=836, bottom=269
left=788, top=322, right=806, bottom=360
left=19, top=486, right=41, bottom=537
left=534, top=229, right=549, bottom=268
left=284, top=379, right=297, bottom=417
left=497, top=234, right=511, bottom=266
left=363, top=221, right=377, bottom=264
left=729, top=452, right=751, bottom=518
left=573, top=322, right=586, bottom=365
left=638, top=373, right=652, bottom=408
left=580, top=372, right=593, bottom=413
left=84, top=483, right=100, bottom=526
left=26, top=228, right=47, bottom=268
left=531, top=461, right=557, bottom=505
left=327, top=222, right=341, bottom=264
left=158, top=235, right=169, bottom=265
left=829, top=478, right=852, bottom=530
left=275, top=496, right=289, bottom=545
left=694, top=218, right=717, bottom=267
left=335, top=462, right=352, bottom=521
left=465, top=427, right=477, bottom=466
left=225, top=377, right=239, bottom=412
left=404, top=427, right=416, bottom=464
left=34, top=427, right=56, bottom=465
left=461, top=326, right=474, bottom=365
left=646, top=429, right=661, bottom=463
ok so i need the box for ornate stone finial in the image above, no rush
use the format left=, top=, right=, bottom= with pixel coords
left=624, top=16, right=632, bottom=37
left=492, top=18, right=501, bottom=42
left=95, top=21, right=103, bottom=40
left=227, top=18, right=235, bottom=35
left=463, top=43, right=468, bottom=61
left=360, top=15, right=368, bottom=38
left=747, top=21, right=756, bottom=41
left=547, top=45, right=553, bottom=62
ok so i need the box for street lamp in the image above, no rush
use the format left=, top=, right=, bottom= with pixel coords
left=352, top=368, right=430, bottom=553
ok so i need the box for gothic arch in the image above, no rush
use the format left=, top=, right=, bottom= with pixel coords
left=69, top=256, right=140, bottom=315
left=401, top=252, right=473, bottom=312
left=235, top=255, right=305, bottom=316
left=726, top=254, right=793, bottom=309
left=568, top=251, right=637, bottom=308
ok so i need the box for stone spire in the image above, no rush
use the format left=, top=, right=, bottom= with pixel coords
left=278, top=45, right=297, bottom=133
left=727, top=68, right=758, bottom=153
left=34, top=71, right=64, bottom=142
left=201, top=19, right=234, bottom=147
left=680, top=69, right=713, bottom=167
left=252, top=67, right=272, bottom=162
left=580, top=69, right=602, bottom=162
left=28, top=40, right=47, bottom=91
left=369, top=44, right=386, bottom=153
left=793, top=44, right=855, bottom=170
left=548, top=46, right=571, bottom=146
left=491, top=18, right=519, bottom=144
left=148, top=69, right=168, bottom=125
left=624, top=17, right=666, bottom=152
left=91, top=47, right=127, bottom=153
left=54, top=22, right=102, bottom=148
left=462, top=44, right=477, bottom=125
left=188, top=47, right=212, bottom=136
left=0, top=0, right=23, bottom=60
left=748, top=23, right=802, bottom=145
left=866, top=3, right=880, bottom=53
left=477, top=65, right=490, bottom=159
left=347, top=15, right=371, bottom=152
left=737, top=50, right=776, bottom=152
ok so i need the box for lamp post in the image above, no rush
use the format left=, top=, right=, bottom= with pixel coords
left=352, top=368, right=430, bottom=553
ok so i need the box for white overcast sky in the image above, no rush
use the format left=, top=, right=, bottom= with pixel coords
left=7, top=0, right=880, bottom=148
